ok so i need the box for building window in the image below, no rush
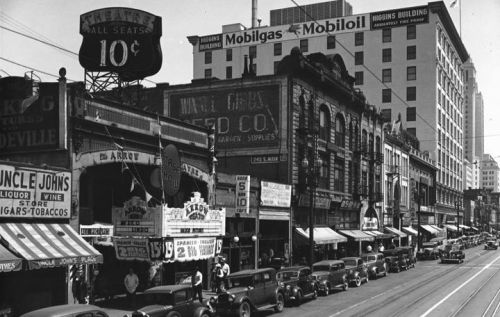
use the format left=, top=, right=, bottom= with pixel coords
left=355, top=32, right=364, bottom=46
left=355, top=71, right=364, bottom=85
left=407, top=127, right=416, bottom=136
left=382, top=68, right=392, bottom=83
left=407, top=86, right=416, bottom=101
left=318, top=153, right=330, bottom=190
left=300, top=39, right=308, bottom=52
left=205, top=51, right=212, bottom=64
left=407, top=66, right=416, bottom=81
left=249, top=46, right=257, bottom=58
left=382, top=48, right=391, bottom=62
left=406, top=107, right=416, bottom=121
left=327, top=35, right=336, bottom=49
left=204, top=68, right=212, bottom=78
left=407, top=25, right=416, bottom=40
left=226, top=49, right=232, bottom=61
left=226, top=66, right=232, bottom=79
left=407, top=45, right=416, bottom=60
left=381, top=109, right=392, bottom=122
left=251, top=63, right=257, bottom=74
left=355, top=51, right=364, bottom=65
left=274, top=43, right=282, bottom=56
left=274, top=61, right=280, bottom=74
left=335, top=114, right=345, bottom=148
left=319, top=105, right=331, bottom=142
left=382, top=89, right=392, bottom=103
left=382, top=28, right=391, bottom=43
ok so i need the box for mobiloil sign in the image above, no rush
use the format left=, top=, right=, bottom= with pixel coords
left=224, top=13, right=369, bottom=48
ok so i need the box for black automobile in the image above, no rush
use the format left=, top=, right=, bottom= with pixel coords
left=21, top=304, right=111, bottom=317
left=210, top=268, right=285, bottom=317
left=340, top=257, right=369, bottom=287
left=397, top=246, right=417, bottom=269
left=418, top=241, right=441, bottom=260
left=440, top=244, right=465, bottom=264
left=311, top=260, right=349, bottom=295
left=131, top=284, right=213, bottom=317
left=485, top=239, right=498, bottom=250
left=276, top=266, right=318, bottom=306
left=361, top=252, right=387, bottom=279
left=382, top=249, right=407, bottom=273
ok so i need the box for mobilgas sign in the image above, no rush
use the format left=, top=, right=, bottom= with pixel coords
left=223, top=13, right=369, bottom=49
left=370, top=5, right=429, bottom=29
left=79, top=7, right=162, bottom=81
left=0, top=164, right=71, bottom=219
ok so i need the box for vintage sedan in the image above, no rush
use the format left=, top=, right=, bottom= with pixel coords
left=418, top=241, right=441, bottom=260
left=340, top=257, right=369, bottom=287
left=20, top=304, right=110, bottom=317
left=131, top=285, right=213, bottom=317
left=382, top=249, right=407, bottom=273
left=485, top=239, right=499, bottom=250
left=311, top=260, right=348, bottom=295
left=210, top=268, right=285, bottom=317
left=276, top=266, right=318, bottom=306
left=441, top=244, right=465, bottom=264
left=361, top=252, right=387, bottom=279
left=398, top=246, right=417, bottom=268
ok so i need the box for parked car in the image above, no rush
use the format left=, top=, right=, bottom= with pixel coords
left=398, top=246, right=417, bottom=268
left=485, top=239, right=499, bottom=250
left=382, top=249, right=408, bottom=273
left=130, top=284, right=213, bottom=317
left=440, top=243, right=465, bottom=264
left=418, top=241, right=441, bottom=260
left=276, top=266, right=318, bottom=306
left=340, top=257, right=369, bottom=287
left=311, top=260, right=349, bottom=295
left=361, top=252, right=387, bottom=279
left=210, top=268, right=285, bottom=317
left=20, top=304, right=110, bottom=317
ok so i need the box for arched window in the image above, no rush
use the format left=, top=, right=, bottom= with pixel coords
left=335, top=114, right=345, bottom=147
left=348, top=122, right=353, bottom=151
left=362, top=129, right=368, bottom=152
left=319, top=105, right=330, bottom=142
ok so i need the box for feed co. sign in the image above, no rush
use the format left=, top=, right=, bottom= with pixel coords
left=0, top=164, right=71, bottom=219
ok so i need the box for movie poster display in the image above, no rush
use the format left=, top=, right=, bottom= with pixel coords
left=112, top=197, right=161, bottom=237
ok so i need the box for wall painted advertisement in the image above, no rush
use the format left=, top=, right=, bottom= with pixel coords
left=260, top=181, right=291, bottom=208
left=370, top=5, right=429, bottom=29
left=168, top=85, right=280, bottom=149
left=0, top=164, right=71, bottom=219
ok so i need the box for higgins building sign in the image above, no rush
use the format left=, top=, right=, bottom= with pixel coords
left=0, top=164, right=71, bottom=219
left=168, top=85, right=280, bottom=149
left=79, top=7, right=162, bottom=81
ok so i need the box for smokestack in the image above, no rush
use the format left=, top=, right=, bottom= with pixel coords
left=252, top=0, right=258, bottom=28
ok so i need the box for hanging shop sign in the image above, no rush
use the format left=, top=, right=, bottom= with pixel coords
left=79, top=7, right=162, bottom=81
left=236, top=175, right=250, bottom=214
left=112, top=196, right=161, bottom=237
left=164, top=237, right=223, bottom=263
left=168, top=85, right=280, bottom=150
left=80, top=223, right=114, bottom=237
left=161, top=192, right=225, bottom=237
left=260, top=181, right=291, bottom=208
left=0, top=164, right=71, bottom=219
left=370, top=5, right=429, bottom=30
left=114, top=237, right=150, bottom=261
left=162, top=144, right=181, bottom=197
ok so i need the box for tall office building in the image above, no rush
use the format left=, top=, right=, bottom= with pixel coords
left=475, top=92, right=485, bottom=158
left=463, top=60, right=484, bottom=163
left=188, top=1, right=469, bottom=224
left=480, top=154, right=500, bottom=192
left=269, top=0, right=352, bottom=26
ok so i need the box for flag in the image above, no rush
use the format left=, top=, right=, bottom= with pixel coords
left=450, top=0, right=458, bottom=8
left=130, top=177, right=138, bottom=192
left=121, top=162, right=129, bottom=174
left=145, top=191, right=153, bottom=204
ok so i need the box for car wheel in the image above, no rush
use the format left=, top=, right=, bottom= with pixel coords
left=275, top=292, right=285, bottom=313
left=312, top=287, right=318, bottom=299
left=239, top=301, right=251, bottom=317
left=295, top=290, right=303, bottom=306
left=200, top=312, right=210, bottom=317
left=354, top=276, right=361, bottom=287
left=325, top=283, right=331, bottom=295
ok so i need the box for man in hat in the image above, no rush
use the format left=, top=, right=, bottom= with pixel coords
left=191, top=266, right=203, bottom=303
left=220, top=257, right=230, bottom=290
left=215, top=263, right=224, bottom=292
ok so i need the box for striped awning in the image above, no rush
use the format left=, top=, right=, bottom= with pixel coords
left=384, top=226, right=407, bottom=238
left=402, top=227, right=418, bottom=236
left=296, top=227, right=347, bottom=244
left=421, top=225, right=440, bottom=235
left=0, top=242, right=21, bottom=272
left=338, top=230, right=374, bottom=242
left=0, top=223, right=103, bottom=270
left=364, top=230, right=394, bottom=239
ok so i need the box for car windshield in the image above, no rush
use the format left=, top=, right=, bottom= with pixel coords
left=361, top=255, right=375, bottom=262
left=277, top=271, right=298, bottom=281
left=229, top=276, right=254, bottom=288
left=343, top=259, right=357, bottom=267
left=144, top=293, right=175, bottom=306
left=312, top=265, right=330, bottom=272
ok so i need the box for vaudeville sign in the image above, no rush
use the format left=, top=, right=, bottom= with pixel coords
left=79, top=7, right=162, bottom=81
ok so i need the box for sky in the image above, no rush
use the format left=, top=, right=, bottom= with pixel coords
left=1, top=0, right=499, bottom=160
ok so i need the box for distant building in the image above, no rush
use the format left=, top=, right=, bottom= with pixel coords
left=480, top=154, right=500, bottom=192
left=269, top=0, right=352, bottom=26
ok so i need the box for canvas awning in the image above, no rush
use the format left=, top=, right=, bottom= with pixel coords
left=471, top=226, right=479, bottom=231
left=295, top=227, right=347, bottom=244
left=0, top=223, right=103, bottom=270
left=384, top=227, right=407, bottom=238
left=459, top=225, right=470, bottom=230
left=338, top=230, right=374, bottom=242
left=443, top=224, right=459, bottom=232
left=364, top=230, right=394, bottom=239
left=429, top=225, right=444, bottom=232
left=421, top=225, right=440, bottom=235
left=0, top=242, right=22, bottom=272
left=402, top=226, right=418, bottom=236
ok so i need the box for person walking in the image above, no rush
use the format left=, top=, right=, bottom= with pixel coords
left=215, top=263, right=224, bottom=292
left=221, top=258, right=230, bottom=290
left=192, top=267, right=203, bottom=303
left=124, top=268, right=139, bottom=308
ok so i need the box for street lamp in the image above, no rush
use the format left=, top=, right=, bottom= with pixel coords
left=455, top=199, right=461, bottom=238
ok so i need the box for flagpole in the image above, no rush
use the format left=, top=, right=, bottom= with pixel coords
left=157, top=116, right=165, bottom=205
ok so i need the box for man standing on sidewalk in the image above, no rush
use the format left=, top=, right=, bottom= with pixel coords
left=124, top=268, right=139, bottom=308
left=192, top=266, right=203, bottom=303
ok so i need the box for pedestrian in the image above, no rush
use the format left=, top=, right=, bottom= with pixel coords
left=72, top=272, right=88, bottom=304
left=192, top=266, right=203, bottom=303
left=221, top=258, right=230, bottom=290
left=379, top=243, right=385, bottom=252
left=215, top=263, right=224, bottom=292
left=124, top=268, right=139, bottom=308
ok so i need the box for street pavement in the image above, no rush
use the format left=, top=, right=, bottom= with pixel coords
left=99, top=244, right=500, bottom=317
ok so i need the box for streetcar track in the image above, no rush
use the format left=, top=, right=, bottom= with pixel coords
left=481, top=284, right=500, bottom=317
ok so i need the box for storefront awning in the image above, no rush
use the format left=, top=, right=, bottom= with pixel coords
left=0, top=223, right=103, bottom=270
left=338, top=230, right=374, bottom=242
left=443, top=224, right=458, bottom=232
left=295, top=227, right=347, bottom=244
left=459, top=225, right=470, bottom=230
left=0, top=242, right=22, bottom=272
left=420, top=225, right=440, bottom=235
left=429, top=225, right=444, bottom=232
left=384, top=227, right=407, bottom=238
left=364, top=230, right=394, bottom=239
left=402, top=226, right=418, bottom=236
left=471, top=226, right=479, bottom=231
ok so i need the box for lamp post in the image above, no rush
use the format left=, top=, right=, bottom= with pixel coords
left=415, top=187, right=424, bottom=252
left=455, top=199, right=461, bottom=238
